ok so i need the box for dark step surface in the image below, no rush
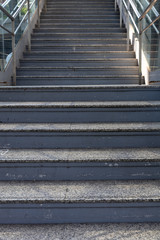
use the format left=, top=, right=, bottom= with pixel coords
left=0, top=101, right=160, bottom=123
left=23, top=51, right=135, bottom=59
left=20, top=58, right=137, bottom=67
left=0, top=181, right=159, bottom=223
left=16, top=76, right=139, bottom=85
left=0, top=149, right=160, bottom=181
left=27, top=45, right=131, bottom=51
left=0, top=123, right=160, bottom=149
left=0, top=86, right=160, bottom=102
left=16, top=67, right=139, bottom=77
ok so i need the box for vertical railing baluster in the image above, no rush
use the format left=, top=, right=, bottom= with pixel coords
left=120, top=0, right=122, bottom=28
left=28, top=0, right=31, bottom=51
left=12, top=20, right=16, bottom=86
left=138, top=21, right=142, bottom=85
left=127, top=0, right=130, bottom=51
left=38, top=0, right=40, bottom=27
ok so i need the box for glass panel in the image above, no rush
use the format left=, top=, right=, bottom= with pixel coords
left=142, top=15, right=160, bottom=72
left=0, top=10, right=12, bottom=70
left=0, top=0, right=38, bottom=71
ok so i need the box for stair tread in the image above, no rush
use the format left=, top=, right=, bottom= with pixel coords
left=0, top=180, right=159, bottom=203
left=0, top=223, right=159, bottom=240
left=0, top=123, right=160, bottom=132
left=0, top=148, right=160, bottom=162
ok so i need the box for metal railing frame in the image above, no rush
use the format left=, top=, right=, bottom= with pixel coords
left=115, top=0, right=160, bottom=84
left=0, top=0, right=47, bottom=85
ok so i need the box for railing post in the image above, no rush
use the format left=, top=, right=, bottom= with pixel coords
left=127, top=0, right=130, bottom=51
left=12, top=20, right=16, bottom=86
left=37, top=0, right=40, bottom=27
left=44, top=0, right=47, bottom=13
left=115, top=0, right=117, bottom=12
left=28, top=0, right=31, bottom=52
left=120, top=0, right=122, bottom=28
left=138, top=21, right=142, bottom=85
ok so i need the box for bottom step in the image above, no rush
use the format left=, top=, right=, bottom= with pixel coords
left=0, top=181, right=159, bottom=223
left=0, top=223, right=160, bottom=239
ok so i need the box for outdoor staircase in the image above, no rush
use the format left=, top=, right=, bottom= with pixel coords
left=16, top=0, right=140, bottom=85
left=0, top=0, right=160, bottom=232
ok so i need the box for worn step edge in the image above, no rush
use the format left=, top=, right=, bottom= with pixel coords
left=0, top=148, right=160, bottom=162
left=0, top=85, right=156, bottom=90
left=0, top=123, right=160, bottom=132
left=16, top=75, right=139, bottom=78
left=0, top=180, right=159, bottom=203
left=0, top=101, right=159, bottom=108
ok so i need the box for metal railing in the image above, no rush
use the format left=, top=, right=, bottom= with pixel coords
left=115, top=0, right=160, bottom=84
left=0, top=0, right=47, bottom=85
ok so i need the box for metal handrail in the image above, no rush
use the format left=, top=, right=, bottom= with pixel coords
left=0, top=0, right=47, bottom=85
left=0, top=5, right=14, bottom=20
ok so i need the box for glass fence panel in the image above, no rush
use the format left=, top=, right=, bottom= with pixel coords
left=14, top=0, right=28, bottom=44
left=0, top=0, right=38, bottom=71
left=0, top=27, right=12, bottom=70
left=30, top=0, right=37, bottom=18
left=142, top=15, right=160, bottom=71
left=0, top=10, right=12, bottom=70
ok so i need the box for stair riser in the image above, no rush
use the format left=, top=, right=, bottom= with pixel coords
left=0, top=108, right=159, bottom=123
left=40, top=19, right=120, bottom=23
left=16, top=78, right=139, bottom=85
left=20, top=60, right=137, bottom=67
left=1, top=88, right=159, bottom=101
left=17, top=69, right=139, bottom=76
left=31, top=39, right=128, bottom=44
left=33, top=28, right=126, bottom=33
left=32, top=33, right=127, bottom=38
left=0, top=162, right=160, bottom=181
left=0, top=202, right=160, bottom=224
left=23, top=53, right=135, bottom=59
left=40, top=15, right=120, bottom=19
left=43, top=9, right=116, bottom=13
left=0, top=132, right=159, bottom=148
left=38, top=23, right=121, bottom=27
left=28, top=46, right=131, bottom=51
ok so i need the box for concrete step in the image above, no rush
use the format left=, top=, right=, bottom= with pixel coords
left=20, top=59, right=137, bottom=67
left=16, top=66, right=139, bottom=76
left=16, top=76, right=139, bottom=85
left=40, top=19, right=120, bottom=23
left=0, top=223, right=160, bottom=239
left=33, top=28, right=126, bottom=33
left=28, top=45, right=131, bottom=51
left=0, top=148, right=160, bottom=181
left=40, top=15, right=120, bottom=19
left=38, top=23, right=122, bottom=27
left=0, top=123, right=160, bottom=149
left=43, top=9, right=116, bottom=13
left=31, top=38, right=128, bottom=44
left=0, top=180, right=159, bottom=223
left=31, top=32, right=127, bottom=39
left=0, top=86, right=159, bottom=102
left=23, top=51, right=135, bottom=59
left=0, top=101, right=159, bottom=123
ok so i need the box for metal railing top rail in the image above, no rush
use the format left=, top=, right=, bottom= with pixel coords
left=0, top=5, right=14, bottom=21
